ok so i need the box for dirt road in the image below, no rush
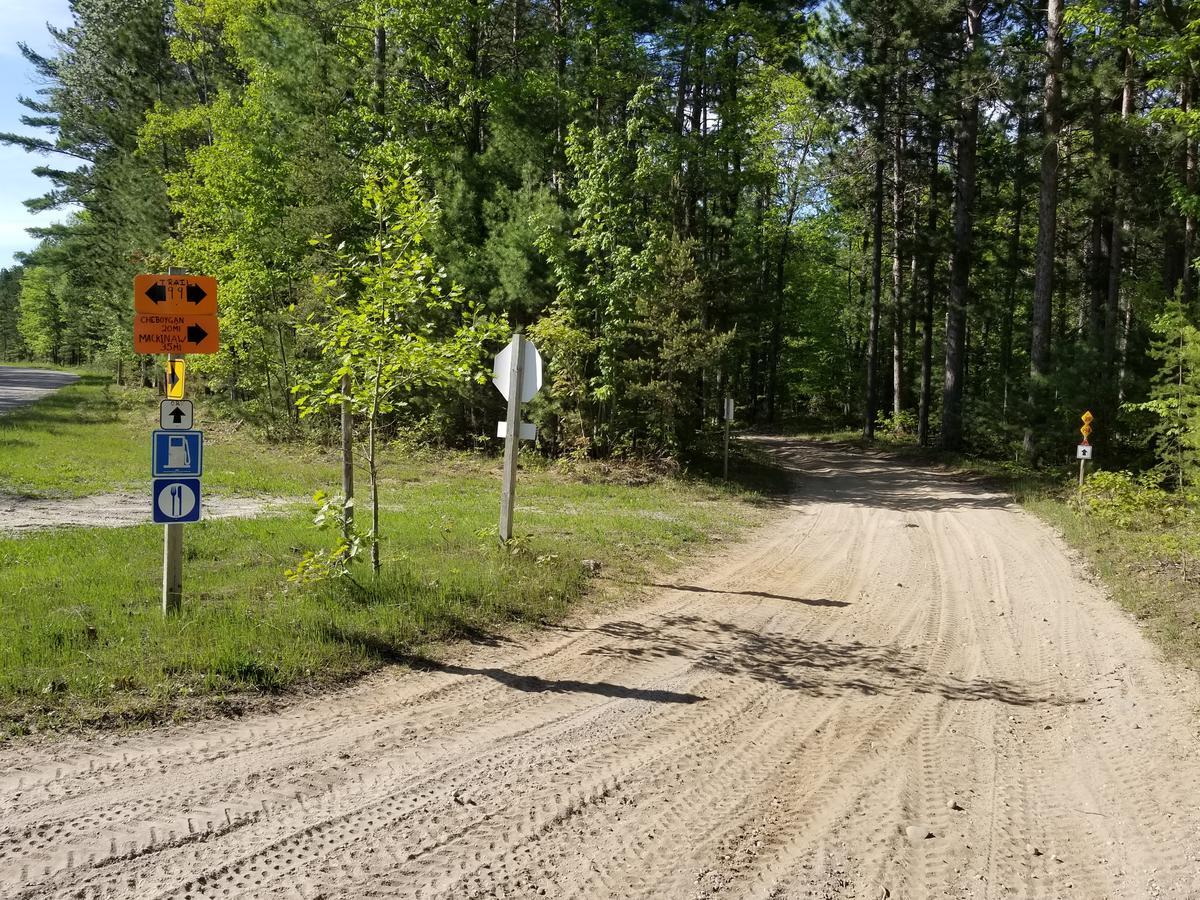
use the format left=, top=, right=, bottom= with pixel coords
left=0, top=368, right=78, bottom=415
left=3, top=439, right=1199, bottom=899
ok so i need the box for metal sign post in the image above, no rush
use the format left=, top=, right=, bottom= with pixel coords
left=492, top=332, right=543, bottom=542
left=499, top=334, right=526, bottom=542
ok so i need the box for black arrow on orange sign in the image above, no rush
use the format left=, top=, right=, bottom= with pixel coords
left=146, top=283, right=167, bottom=304
left=186, top=284, right=207, bottom=304
left=186, top=323, right=208, bottom=345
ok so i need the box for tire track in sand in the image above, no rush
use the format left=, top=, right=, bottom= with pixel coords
left=3, top=438, right=1200, bottom=899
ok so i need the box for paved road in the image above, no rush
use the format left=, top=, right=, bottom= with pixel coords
left=2, top=440, right=1200, bottom=898
left=0, top=367, right=79, bottom=415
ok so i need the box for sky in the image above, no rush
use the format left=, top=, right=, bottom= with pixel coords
left=0, top=0, right=75, bottom=270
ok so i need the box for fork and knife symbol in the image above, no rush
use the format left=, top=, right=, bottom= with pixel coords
left=169, top=484, right=182, bottom=517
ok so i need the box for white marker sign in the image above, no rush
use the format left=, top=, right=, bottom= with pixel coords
left=497, top=421, right=537, bottom=441
left=160, top=399, right=193, bottom=430
left=492, top=336, right=543, bottom=403
left=1077, top=444, right=1093, bottom=460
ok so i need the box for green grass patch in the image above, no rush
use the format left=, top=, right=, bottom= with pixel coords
left=1022, top=486, right=1200, bottom=670
left=0, top=448, right=770, bottom=739
left=0, top=386, right=772, bottom=739
left=0, top=373, right=778, bottom=739
left=0, top=375, right=339, bottom=497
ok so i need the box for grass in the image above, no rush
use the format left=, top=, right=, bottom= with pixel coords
left=0, top=374, right=339, bottom=497
left=1022, top=491, right=1200, bottom=669
left=0, top=378, right=778, bottom=739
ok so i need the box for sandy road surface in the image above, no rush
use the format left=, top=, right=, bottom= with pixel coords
left=0, top=368, right=79, bottom=415
left=0, top=493, right=292, bottom=534
left=3, top=438, right=1200, bottom=899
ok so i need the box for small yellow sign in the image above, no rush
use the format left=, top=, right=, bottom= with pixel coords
left=1082, top=410, right=1094, bottom=425
left=166, top=360, right=186, bottom=400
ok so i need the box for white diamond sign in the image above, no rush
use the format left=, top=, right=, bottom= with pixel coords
left=492, top=337, right=543, bottom=403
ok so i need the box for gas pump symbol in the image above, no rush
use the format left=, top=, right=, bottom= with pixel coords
left=153, top=430, right=201, bottom=478
left=166, top=435, right=190, bottom=470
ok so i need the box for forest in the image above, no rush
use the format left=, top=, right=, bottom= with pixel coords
left=1, top=0, right=1198, bottom=483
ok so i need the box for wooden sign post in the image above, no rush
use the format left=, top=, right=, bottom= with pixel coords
left=133, top=269, right=220, bottom=615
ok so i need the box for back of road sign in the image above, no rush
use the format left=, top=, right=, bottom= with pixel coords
left=492, top=337, right=543, bottom=403
left=134, top=274, right=218, bottom=315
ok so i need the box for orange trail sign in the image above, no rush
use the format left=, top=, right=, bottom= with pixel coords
left=134, top=274, right=218, bottom=315
left=134, top=314, right=220, bottom=355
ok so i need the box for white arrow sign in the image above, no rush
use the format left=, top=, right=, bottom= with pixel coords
left=160, top=399, right=193, bottom=430
left=493, top=337, right=543, bottom=403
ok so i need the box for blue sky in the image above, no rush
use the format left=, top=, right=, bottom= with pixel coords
left=0, top=0, right=75, bottom=270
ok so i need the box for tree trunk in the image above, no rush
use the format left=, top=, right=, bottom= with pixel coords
left=374, top=24, right=386, bottom=118
left=466, top=0, right=484, bottom=156
left=551, top=0, right=565, bottom=193
left=1185, top=78, right=1196, bottom=308
left=770, top=160, right=805, bottom=426
left=941, top=0, right=985, bottom=451
left=892, top=97, right=906, bottom=421
left=918, top=129, right=939, bottom=447
left=1000, top=113, right=1027, bottom=422
left=1024, top=0, right=1063, bottom=459
left=276, top=322, right=293, bottom=422
left=368, top=355, right=383, bottom=575
left=1088, top=88, right=1110, bottom=352
left=1105, top=0, right=1137, bottom=444
left=341, top=373, right=354, bottom=541
left=865, top=153, right=885, bottom=440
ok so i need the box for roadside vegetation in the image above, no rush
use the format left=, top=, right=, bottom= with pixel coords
left=0, top=374, right=339, bottom=497
left=1030, top=475, right=1200, bottom=669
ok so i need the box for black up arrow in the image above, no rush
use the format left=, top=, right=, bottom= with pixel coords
left=146, top=283, right=167, bottom=304
left=186, top=323, right=208, bottom=345
left=168, top=406, right=186, bottom=424
left=186, top=283, right=207, bottom=304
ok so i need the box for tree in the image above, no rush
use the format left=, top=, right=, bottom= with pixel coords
left=941, top=0, right=986, bottom=451
left=0, top=269, right=28, bottom=361
left=1132, top=298, right=1200, bottom=490
left=1022, top=0, right=1064, bottom=461
left=293, top=153, right=502, bottom=573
